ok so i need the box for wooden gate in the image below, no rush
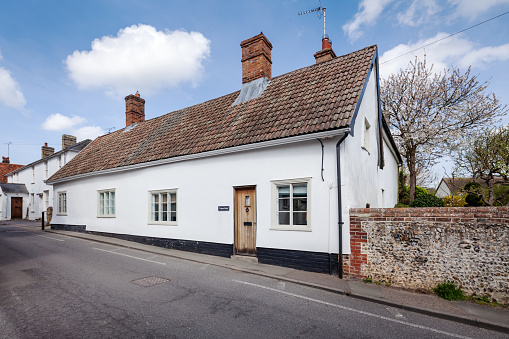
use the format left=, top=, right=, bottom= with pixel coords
left=11, top=197, right=23, bottom=219
left=234, top=187, right=257, bottom=255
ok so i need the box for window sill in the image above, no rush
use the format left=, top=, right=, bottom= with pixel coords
left=56, top=213, right=67, bottom=216
left=97, top=215, right=116, bottom=218
left=147, top=222, right=178, bottom=226
left=270, top=225, right=312, bottom=232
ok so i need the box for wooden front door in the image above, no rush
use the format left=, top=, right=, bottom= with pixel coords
left=234, top=187, right=257, bottom=255
left=11, top=197, right=23, bottom=219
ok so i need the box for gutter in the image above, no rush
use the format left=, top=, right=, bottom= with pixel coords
left=336, top=131, right=350, bottom=279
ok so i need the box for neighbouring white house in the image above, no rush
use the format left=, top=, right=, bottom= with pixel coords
left=1, top=135, right=91, bottom=220
left=47, top=33, right=402, bottom=276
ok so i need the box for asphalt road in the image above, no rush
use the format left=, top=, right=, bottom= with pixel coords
left=0, top=221, right=507, bottom=339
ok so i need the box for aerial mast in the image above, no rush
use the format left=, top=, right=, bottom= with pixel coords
left=298, top=1, right=327, bottom=39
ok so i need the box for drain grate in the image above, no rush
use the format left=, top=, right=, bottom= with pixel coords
left=132, top=276, right=170, bottom=287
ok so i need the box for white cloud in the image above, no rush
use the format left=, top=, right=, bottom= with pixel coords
left=41, top=113, right=104, bottom=142
left=0, top=54, right=26, bottom=109
left=449, top=0, right=509, bottom=19
left=343, top=0, right=395, bottom=41
left=74, top=126, right=104, bottom=141
left=397, top=0, right=441, bottom=26
left=379, top=33, right=509, bottom=79
left=42, top=113, right=86, bottom=131
left=65, top=24, right=211, bottom=97
left=458, top=44, right=509, bottom=68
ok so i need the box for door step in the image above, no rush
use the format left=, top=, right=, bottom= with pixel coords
left=231, top=255, right=259, bottom=263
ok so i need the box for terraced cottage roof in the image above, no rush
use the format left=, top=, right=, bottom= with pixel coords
left=48, top=45, right=378, bottom=182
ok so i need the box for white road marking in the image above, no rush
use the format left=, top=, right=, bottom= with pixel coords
left=386, top=307, right=405, bottom=319
left=233, top=280, right=473, bottom=339
left=37, top=235, right=65, bottom=242
left=93, top=248, right=166, bottom=265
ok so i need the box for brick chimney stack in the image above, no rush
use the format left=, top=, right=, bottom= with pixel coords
left=125, top=91, right=145, bottom=127
left=241, top=33, right=273, bottom=84
left=41, top=143, right=55, bottom=158
left=314, top=36, right=336, bottom=64
left=2, top=156, right=9, bottom=164
left=62, top=134, right=77, bottom=149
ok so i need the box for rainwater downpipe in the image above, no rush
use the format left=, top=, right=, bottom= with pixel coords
left=336, top=131, right=350, bottom=279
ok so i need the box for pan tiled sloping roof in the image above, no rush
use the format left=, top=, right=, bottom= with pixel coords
left=442, top=177, right=505, bottom=195
left=49, top=45, right=377, bottom=182
left=0, top=163, right=23, bottom=183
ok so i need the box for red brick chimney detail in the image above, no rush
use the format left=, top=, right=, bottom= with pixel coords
left=314, top=37, right=336, bottom=64
left=125, top=93, right=145, bottom=127
left=241, top=33, right=273, bottom=84
left=2, top=157, right=9, bottom=164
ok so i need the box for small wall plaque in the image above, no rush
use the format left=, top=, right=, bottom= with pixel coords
left=218, top=206, right=230, bottom=211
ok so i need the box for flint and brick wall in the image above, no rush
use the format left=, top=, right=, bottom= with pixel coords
left=346, top=207, right=509, bottom=304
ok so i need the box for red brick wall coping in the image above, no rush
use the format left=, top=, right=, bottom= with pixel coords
left=350, top=207, right=509, bottom=224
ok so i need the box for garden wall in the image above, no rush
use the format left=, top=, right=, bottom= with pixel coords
left=345, top=207, right=509, bottom=304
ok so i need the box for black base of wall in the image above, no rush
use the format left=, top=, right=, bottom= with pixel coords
left=51, top=224, right=233, bottom=258
left=257, top=247, right=340, bottom=275
left=51, top=224, right=87, bottom=232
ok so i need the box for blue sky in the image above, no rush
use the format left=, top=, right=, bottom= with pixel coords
left=1, top=0, right=508, bottom=183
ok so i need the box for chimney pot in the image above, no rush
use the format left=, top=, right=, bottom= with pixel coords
left=125, top=93, right=145, bottom=127
left=2, top=156, right=9, bottom=164
left=314, top=36, right=337, bottom=64
left=240, top=33, right=273, bottom=84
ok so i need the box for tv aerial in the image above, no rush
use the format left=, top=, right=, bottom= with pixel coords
left=298, top=0, right=327, bottom=38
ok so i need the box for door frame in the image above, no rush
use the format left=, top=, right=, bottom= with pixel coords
left=233, top=185, right=257, bottom=256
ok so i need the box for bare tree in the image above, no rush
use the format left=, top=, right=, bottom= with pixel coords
left=381, top=57, right=507, bottom=203
left=453, top=126, right=509, bottom=206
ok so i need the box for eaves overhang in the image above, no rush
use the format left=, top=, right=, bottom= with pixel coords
left=47, top=128, right=350, bottom=185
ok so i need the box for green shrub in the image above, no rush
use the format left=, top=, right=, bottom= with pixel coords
left=410, top=193, right=444, bottom=207
left=363, top=277, right=373, bottom=283
left=443, top=195, right=467, bottom=207
left=416, top=186, right=427, bottom=196
left=433, top=281, right=466, bottom=301
left=394, top=203, right=409, bottom=208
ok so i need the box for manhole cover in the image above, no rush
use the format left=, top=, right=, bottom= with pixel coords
left=132, top=276, right=170, bottom=287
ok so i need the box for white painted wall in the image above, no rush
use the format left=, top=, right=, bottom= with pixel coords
left=6, top=150, right=79, bottom=220
left=435, top=180, right=451, bottom=198
left=50, top=64, right=400, bottom=256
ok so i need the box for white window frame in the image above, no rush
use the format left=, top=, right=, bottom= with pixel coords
left=362, top=117, right=371, bottom=154
left=271, top=178, right=311, bottom=231
left=97, top=189, right=116, bottom=218
left=56, top=191, right=67, bottom=215
left=148, top=189, right=177, bottom=225
left=44, top=161, right=48, bottom=179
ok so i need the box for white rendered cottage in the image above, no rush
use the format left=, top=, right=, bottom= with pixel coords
left=2, top=135, right=91, bottom=220
left=47, top=33, right=402, bottom=276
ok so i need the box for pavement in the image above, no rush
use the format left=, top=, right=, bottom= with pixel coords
left=5, top=220, right=509, bottom=334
